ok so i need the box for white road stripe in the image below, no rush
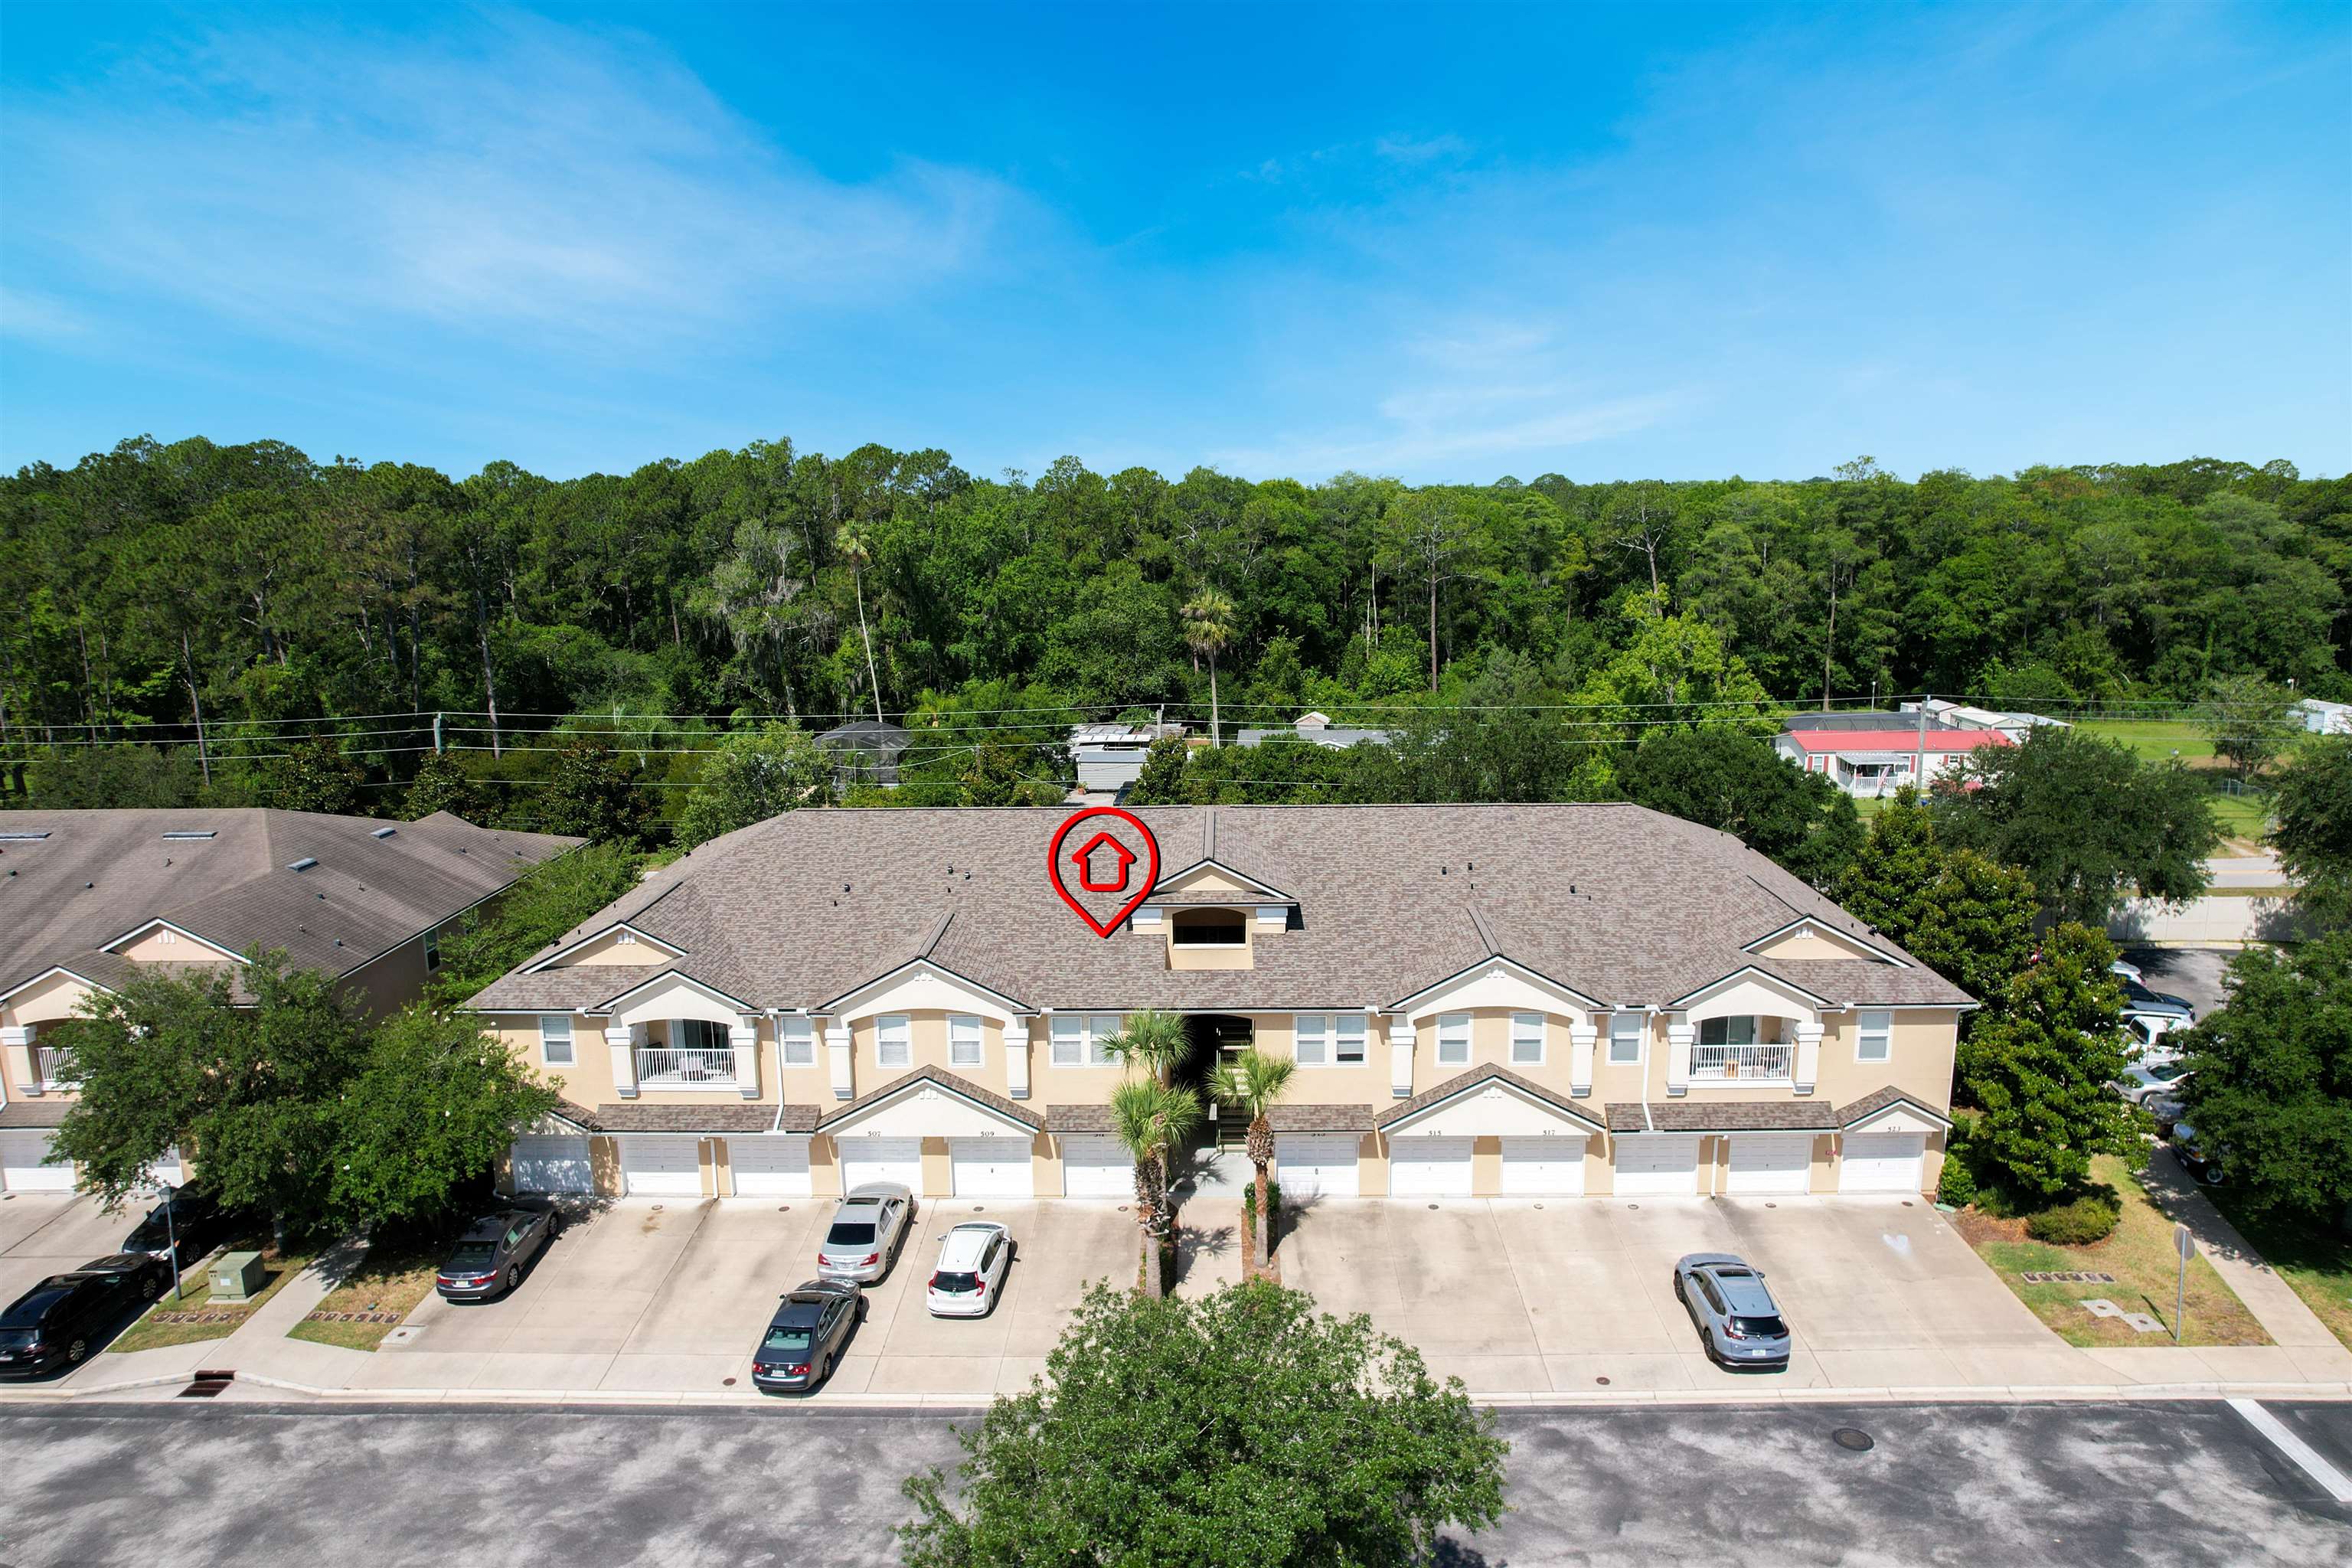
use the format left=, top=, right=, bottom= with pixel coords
left=2229, top=1397, right=2352, bottom=1504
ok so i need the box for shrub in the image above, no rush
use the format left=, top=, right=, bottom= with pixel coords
left=2025, top=1193, right=2122, bottom=1246
left=1240, top=1179, right=1282, bottom=1221
left=1936, top=1152, right=1978, bottom=1208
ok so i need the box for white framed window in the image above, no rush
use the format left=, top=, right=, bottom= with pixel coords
left=876, top=1014, right=912, bottom=1069
left=949, top=1014, right=984, bottom=1068
left=1697, top=1015, right=1759, bottom=1047
left=1436, top=1013, right=1471, bottom=1066
left=1510, top=1011, right=1544, bottom=1066
left=1292, top=1014, right=1367, bottom=1067
left=1608, top=1013, right=1643, bottom=1067
left=1335, top=1014, right=1366, bottom=1065
left=539, top=1016, right=574, bottom=1067
left=1856, top=1008, right=1893, bottom=1063
left=779, top=1017, right=815, bottom=1067
left=1050, top=1014, right=1122, bottom=1067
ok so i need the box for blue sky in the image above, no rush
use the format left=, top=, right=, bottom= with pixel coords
left=3, top=2, right=2347, bottom=483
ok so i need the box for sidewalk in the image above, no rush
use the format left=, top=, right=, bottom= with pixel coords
left=2137, top=1148, right=2352, bottom=1383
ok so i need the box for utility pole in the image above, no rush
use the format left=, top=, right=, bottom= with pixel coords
left=1913, top=692, right=1929, bottom=791
left=433, top=711, right=445, bottom=753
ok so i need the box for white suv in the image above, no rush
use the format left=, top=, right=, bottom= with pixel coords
left=926, top=1221, right=1013, bottom=1318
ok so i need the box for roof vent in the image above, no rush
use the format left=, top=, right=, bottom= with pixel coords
left=0, top=831, right=51, bottom=841
left=162, top=830, right=217, bottom=841
left=288, top=857, right=318, bottom=873
left=371, top=826, right=397, bottom=839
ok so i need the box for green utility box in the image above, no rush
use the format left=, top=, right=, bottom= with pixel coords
left=208, top=1251, right=268, bottom=1302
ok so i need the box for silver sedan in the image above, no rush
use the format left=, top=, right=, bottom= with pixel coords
left=816, top=1183, right=915, bottom=1285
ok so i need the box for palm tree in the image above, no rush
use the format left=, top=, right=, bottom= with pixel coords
left=1227, top=1047, right=1295, bottom=1276
left=1102, top=1008, right=1189, bottom=1089
left=1180, top=589, right=1235, bottom=746
left=835, top=521, right=885, bottom=724
left=1110, top=1078, right=1204, bottom=1298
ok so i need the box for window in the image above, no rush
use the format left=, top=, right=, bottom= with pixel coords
left=540, top=1016, right=574, bottom=1067
left=1511, top=1012, right=1544, bottom=1066
left=1857, top=1009, right=1892, bottom=1063
left=1697, top=1015, right=1759, bottom=1047
left=423, top=929, right=442, bottom=972
left=876, top=1014, right=911, bottom=1068
left=1436, top=1013, right=1471, bottom=1066
left=1295, top=1014, right=1328, bottom=1066
left=1293, top=1014, right=1367, bottom=1067
left=780, top=1017, right=815, bottom=1067
left=1050, top=1014, right=1122, bottom=1067
left=949, top=1014, right=984, bottom=1068
left=1335, top=1014, right=1366, bottom=1065
left=1171, top=909, right=1248, bottom=947
left=676, top=1018, right=727, bottom=1052
left=1609, top=1013, right=1643, bottom=1067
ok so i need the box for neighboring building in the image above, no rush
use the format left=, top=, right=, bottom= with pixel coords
left=470, top=804, right=1970, bottom=1206
left=1775, top=717, right=2014, bottom=797
left=2293, top=697, right=2352, bottom=736
left=1898, top=698, right=2072, bottom=743
left=815, top=719, right=913, bottom=788
left=0, top=809, right=580, bottom=1193
left=1068, top=721, right=1186, bottom=796
left=1234, top=712, right=1393, bottom=750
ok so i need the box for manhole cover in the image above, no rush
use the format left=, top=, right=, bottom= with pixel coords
left=1534, top=1203, right=1545, bottom=1210
left=1427, top=1204, right=1439, bottom=1210
left=1595, top=1376, right=1611, bottom=1386
left=1627, top=1203, right=1640, bottom=1210
left=973, top=1205, right=985, bottom=1212
left=777, top=1205, right=791, bottom=1213
left=1831, top=1428, right=1875, bottom=1452
left=1765, top=1202, right=1777, bottom=1209
left=723, top=1377, right=736, bottom=1387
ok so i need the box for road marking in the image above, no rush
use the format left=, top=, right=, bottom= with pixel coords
left=2229, top=1397, right=2352, bottom=1503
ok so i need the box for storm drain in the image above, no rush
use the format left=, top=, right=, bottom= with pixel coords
left=1831, top=1426, right=1875, bottom=1452
left=178, top=1369, right=237, bottom=1399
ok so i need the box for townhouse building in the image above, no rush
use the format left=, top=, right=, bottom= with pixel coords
left=472, top=802, right=1970, bottom=1204
left=0, top=808, right=580, bottom=1193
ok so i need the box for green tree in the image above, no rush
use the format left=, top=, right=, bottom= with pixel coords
left=900, top=1281, right=1509, bottom=1568
left=1227, top=1047, right=1295, bottom=1276
left=1903, top=849, right=2040, bottom=1003
left=1126, top=733, right=1191, bottom=805
left=1936, top=728, right=2217, bottom=924
left=1955, top=923, right=2140, bottom=1205
left=429, top=841, right=640, bottom=1003
left=1834, top=788, right=1945, bottom=942
left=675, top=723, right=831, bottom=847
left=25, top=743, right=205, bottom=809
left=2272, top=734, right=2352, bottom=921
left=1102, top=1008, right=1190, bottom=1088
left=1109, top=1078, right=1202, bottom=1299
left=538, top=739, right=653, bottom=846
left=328, top=1004, right=559, bottom=1231
left=1180, top=588, right=1236, bottom=745
left=2197, top=673, right=2297, bottom=782
left=2174, top=936, right=2352, bottom=1220
left=837, top=520, right=886, bottom=724
left=269, top=737, right=367, bottom=815
left=404, top=750, right=492, bottom=822
left=1618, top=726, right=1864, bottom=887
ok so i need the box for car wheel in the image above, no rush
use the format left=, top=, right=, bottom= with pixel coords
left=67, top=1338, right=88, bottom=1365
left=142, top=1275, right=161, bottom=1300
left=1672, top=1272, right=1685, bottom=1304
left=504, top=1265, right=520, bottom=1295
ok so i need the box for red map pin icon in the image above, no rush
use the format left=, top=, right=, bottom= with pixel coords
left=1047, top=807, right=1161, bottom=939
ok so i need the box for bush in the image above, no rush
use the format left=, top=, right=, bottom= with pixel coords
left=2025, top=1193, right=2122, bottom=1246
left=1240, top=1179, right=1282, bottom=1221
left=1936, top=1152, right=1978, bottom=1208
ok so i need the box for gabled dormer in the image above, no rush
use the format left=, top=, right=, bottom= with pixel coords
left=1743, top=917, right=1906, bottom=966
left=101, top=918, right=244, bottom=965
left=1133, top=860, right=1297, bottom=972
left=523, top=922, right=686, bottom=972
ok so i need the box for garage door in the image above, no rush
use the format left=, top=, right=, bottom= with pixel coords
left=1060, top=1134, right=1133, bottom=1197
left=510, top=1135, right=594, bottom=1194
left=950, top=1138, right=1034, bottom=1197
left=839, top=1136, right=923, bottom=1194
left=1500, top=1135, right=1586, bottom=1195
left=1276, top=1134, right=1360, bottom=1197
left=1840, top=1131, right=1926, bottom=1194
left=0, top=1129, right=70, bottom=1194
left=1727, top=1133, right=1814, bottom=1196
left=1613, top=1135, right=1701, bottom=1197
left=618, top=1135, right=703, bottom=1197
left=1389, top=1137, right=1474, bottom=1197
left=727, top=1137, right=812, bottom=1197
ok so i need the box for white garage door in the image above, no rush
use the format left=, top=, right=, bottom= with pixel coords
left=1840, top=1131, right=1926, bottom=1194
left=1389, top=1137, right=1475, bottom=1197
left=618, top=1135, right=703, bottom=1197
left=1060, top=1134, right=1133, bottom=1197
left=839, top=1136, right=923, bottom=1194
left=950, top=1138, right=1034, bottom=1197
left=1727, top=1133, right=1815, bottom=1196
left=1613, top=1135, right=1701, bottom=1197
left=510, top=1135, right=594, bottom=1194
left=728, top=1137, right=812, bottom=1197
left=1500, top=1135, right=1586, bottom=1195
left=1276, top=1134, right=1360, bottom=1197
left=147, top=1146, right=187, bottom=1188
left=0, top=1129, right=70, bottom=1194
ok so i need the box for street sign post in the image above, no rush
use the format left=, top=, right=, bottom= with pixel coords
left=2173, top=1223, right=2195, bottom=1344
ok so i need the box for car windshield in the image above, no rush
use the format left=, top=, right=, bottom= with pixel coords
left=445, top=1242, right=497, bottom=1270
left=933, top=1271, right=979, bottom=1292
left=2148, top=1062, right=2190, bottom=1083
left=825, top=1222, right=877, bottom=1247
left=762, top=1325, right=813, bottom=1354
left=1731, top=1315, right=1788, bottom=1338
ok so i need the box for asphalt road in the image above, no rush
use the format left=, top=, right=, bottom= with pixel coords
left=2, top=1399, right=2345, bottom=1566
left=2122, top=945, right=2233, bottom=1018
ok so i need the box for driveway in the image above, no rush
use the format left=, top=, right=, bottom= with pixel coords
left=371, top=1196, right=1137, bottom=1398
left=1279, top=1194, right=2068, bottom=1393
left=0, top=1194, right=143, bottom=1312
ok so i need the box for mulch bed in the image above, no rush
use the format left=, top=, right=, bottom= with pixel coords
left=303, top=1310, right=406, bottom=1325
left=151, top=1311, right=250, bottom=1325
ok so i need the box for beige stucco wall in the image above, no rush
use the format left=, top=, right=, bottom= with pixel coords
left=338, top=933, right=434, bottom=1021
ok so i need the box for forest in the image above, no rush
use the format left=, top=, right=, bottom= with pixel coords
left=2, top=434, right=2344, bottom=824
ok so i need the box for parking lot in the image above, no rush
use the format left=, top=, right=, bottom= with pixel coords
left=0, top=1191, right=145, bottom=1312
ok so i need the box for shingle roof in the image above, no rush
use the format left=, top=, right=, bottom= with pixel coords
left=1838, top=1086, right=1955, bottom=1130
left=1266, top=1103, right=1375, bottom=1132
left=1045, top=1104, right=1117, bottom=1133
left=468, top=804, right=1971, bottom=1017
left=1605, top=1099, right=1842, bottom=1133
left=1, top=809, right=578, bottom=999
left=588, top=1102, right=815, bottom=1134
left=0, top=1097, right=73, bottom=1129
left=815, top=1065, right=1043, bottom=1133
left=1376, top=1064, right=1608, bottom=1132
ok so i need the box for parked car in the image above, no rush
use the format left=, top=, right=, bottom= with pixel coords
left=926, top=1221, right=1014, bottom=1317
left=751, top=1279, right=864, bottom=1393
left=2114, top=1061, right=2192, bottom=1106
left=434, top=1207, right=560, bottom=1301
left=1673, top=1253, right=1792, bottom=1371
left=2171, top=1123, right=2227, bottom=1185
left=2148, top=1093, right=2189, bottom=1138
left=817, top=1183, right=914, bottom=1285
left=0, top=1254, right=172, bottom=1378
left=121, top=1189, right=240, bottom=1269
left=2110, top=958, right=2145, bottom=985
left=2119, top=976, right=2195, bottom=1025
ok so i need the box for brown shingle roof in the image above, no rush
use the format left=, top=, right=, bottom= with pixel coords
left=0, top=1097, right=73, bottom=1129
left=1045, top=1104, right=1117, bottom=1133
left=1266, top=1103, right=1374, bottom=1132
left=1376, top=1064, right=1607, bottom=1133
left=814, top=1065, right=1043, bottom=1133
left=1605, top=1099, right=1841, bottom=1133
left=588, top=1102, right=815, bottom=1134
left=1838, top=1086, right=1954, bottom=1130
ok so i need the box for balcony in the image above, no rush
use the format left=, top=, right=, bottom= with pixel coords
left=635, top=1047, right=740, bottom=1088
left=35, top=1044, right=80, bottom=1093
left=1688, top=1043, right=1793, bottom=1083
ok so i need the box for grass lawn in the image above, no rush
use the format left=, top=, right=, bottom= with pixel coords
left=2076, top=718, right=2281, bottom=841
left=2203, top=1186, right=2352, bottom=1352
left=107, top=1241, right=318, bottom=1354
left=1954, top=1155, right=2269, bottom=1348
left=286, top=1234, right=445, bottom=1351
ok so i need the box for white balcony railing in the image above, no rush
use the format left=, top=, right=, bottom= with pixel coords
left=35, top=1044, right=80, bottom=1093
left=1688, top=1043, right=1793, bottom=1083
left=635, top=1047, right=739, bottom=1087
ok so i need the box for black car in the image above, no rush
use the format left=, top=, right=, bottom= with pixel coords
left=751, top=1279, right=864, bottom=1394
left=0, top=1254, right=172, bottom=1378
left=434, top=1208, right=560, bottom=1300
left=122, top=1190, right=239, bottom=1269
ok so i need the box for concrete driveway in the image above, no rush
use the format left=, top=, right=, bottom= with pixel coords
left=0, top=1194, right=143, bottom=1311
left=371, top=1196, right=1138, bottom=1399
left=1279, top=1194, right=2069, bottom=1393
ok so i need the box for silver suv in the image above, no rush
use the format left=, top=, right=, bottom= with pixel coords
left=817, top=1183, right=915, bottom=1284
left=1674, top=1253, right=1792, bottom=1370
